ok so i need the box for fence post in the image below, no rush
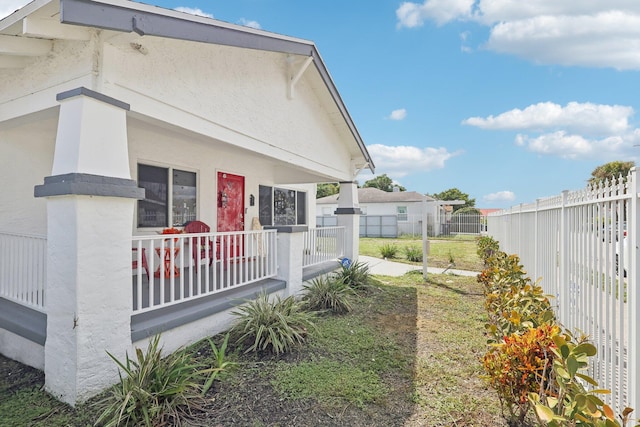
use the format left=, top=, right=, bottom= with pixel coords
left=629, top=167, right=640, bottom=419
left=534, top=199, right=540, bottom=282
left=558, top=190, right=569, bottom=322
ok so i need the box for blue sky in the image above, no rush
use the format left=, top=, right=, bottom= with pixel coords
left=3, top=1, right=640, bottom=208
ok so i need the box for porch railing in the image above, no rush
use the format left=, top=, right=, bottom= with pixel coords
left=132, top=229, right=277, bottom=313
left=0, top=231, right=46, bottom=310
left=302, top=226, right=345, bottom=267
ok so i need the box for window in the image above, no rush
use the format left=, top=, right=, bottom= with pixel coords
left=259, top=185, right=306, bottom=226
left=137, top=164, right=197, bottom=228
left=397, top=206, right=408, bottom=221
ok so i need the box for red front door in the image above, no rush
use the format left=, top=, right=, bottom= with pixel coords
left=217, top=172, right=245, bottom=259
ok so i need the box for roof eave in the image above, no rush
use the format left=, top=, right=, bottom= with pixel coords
left=58, top=0, right=374, bottom=173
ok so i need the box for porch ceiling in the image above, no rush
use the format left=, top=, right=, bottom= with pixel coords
left=128, top=114, right=349, bottom=184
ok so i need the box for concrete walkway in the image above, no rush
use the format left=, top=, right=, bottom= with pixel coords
left=358, top=255, right=478, bottom=278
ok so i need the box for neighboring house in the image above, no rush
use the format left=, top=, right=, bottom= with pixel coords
left=316, top=188, right=440, bottom=236
left=0, top=0, right=373, bottom=404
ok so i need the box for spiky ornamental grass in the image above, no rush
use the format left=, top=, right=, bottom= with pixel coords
left=335, top=260, right=371, bottom=290
left=230, top=292, right=317, bottom=355
left=94, top=335, right=203, bottom=427
left=303, top=275, right=355, bottom=314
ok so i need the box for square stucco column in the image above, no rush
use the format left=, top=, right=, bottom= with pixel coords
left=268, top=226, right=307, bottom=297
left=35, top=88, right=144, bottom=405
left=335, top=181, right=361, bottom=262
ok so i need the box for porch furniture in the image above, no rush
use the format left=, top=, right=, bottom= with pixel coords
left=184, top=220, right=216, bottom=272
left=154, top=246, right=180, bottom=278
left=132, top=247, right=149, bottom=277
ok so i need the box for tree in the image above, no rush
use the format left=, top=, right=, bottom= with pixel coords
left=363, top=174, right=406, bottom=192
left=588, top=161, right=635, bottom=186
left=316, top=183, right=340, bottom=199
left=432, top=188, right=475, bottom=212
left=453, top=206, right=481, bottom=215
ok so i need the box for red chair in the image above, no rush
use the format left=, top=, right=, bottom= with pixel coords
left=132, top=247, right=149, bottom=277
left=184, top=220, right=216, bottom=272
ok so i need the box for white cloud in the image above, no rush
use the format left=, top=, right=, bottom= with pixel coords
left=396, top=0, right=475, bottom=28
left=388, top=108, right=407, bottom=120
left=366, top=144, right=461, bottom=177
left=237, top=18, right=261, bottom=29
left=174, top=7, right=214, bottom=18
left=516, top=132, right=628, bottom=159
left=0, top=0, right=30, bottom=19
left=483, top=191, right=516, bottom=202
left=465, top=101, right=638, bottom=160
left=396, top=1, right=640, bottom=70
left=463, top=102, right=633, bottom=136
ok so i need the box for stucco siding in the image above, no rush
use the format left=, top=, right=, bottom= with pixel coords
left=0, top=116, right=54, bottom=234
left=103, top=39, right=353, bottom=181
left=0, top=39, right=95, bottom=121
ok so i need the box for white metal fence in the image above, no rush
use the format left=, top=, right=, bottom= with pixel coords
left=0, top=231, right=47, bottom=310
left=302, top=226, right=344, bottom=267
left=487, top=169, right=639, bottom=418
left=132, top=229, right=277, bottom=313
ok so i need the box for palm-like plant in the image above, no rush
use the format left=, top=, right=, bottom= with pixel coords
left=303, top=275, right=354, bottom=314
left=94, top=335, right=202, bottom=427
left=230, top=292, right=316, bottom=355
left=335, top=260, right=371, bottom=290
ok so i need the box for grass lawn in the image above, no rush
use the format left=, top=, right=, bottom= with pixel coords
left=0, top=270, right=505, bottom=426
left=360, top=235, right=484, bottom=272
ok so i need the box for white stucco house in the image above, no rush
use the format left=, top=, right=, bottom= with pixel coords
left=317, top=188, right=444, bottom=236
left=0, top=0, right=374, bottom=405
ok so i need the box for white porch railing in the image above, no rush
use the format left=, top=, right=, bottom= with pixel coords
left=132, top=229, right=277, bottom=313
left=0, top=231, right=46, bottom=310
left=487, top=169, right=639, bottom=418
left=302, top=226, right=345, bottom=267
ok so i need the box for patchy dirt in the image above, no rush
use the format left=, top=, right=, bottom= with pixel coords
left=1, top=275, right=506, bottom=427
left=0, top=355, right=44, bottom=395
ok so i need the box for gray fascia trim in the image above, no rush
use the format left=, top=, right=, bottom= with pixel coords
left=302, top=260, right=340, bottom=282
left=34, top=173, right=146, bottom=199
left=335, top=207, right=362, bottom=215
left=57, top=87, right=130, bottom=111
left=59, top=0, right=374, bottom=173
left=60, top=0, right=312, bottom=55
left=0, top=298, right=47, bottom=346
left=131, top=279, right=286, bottom=342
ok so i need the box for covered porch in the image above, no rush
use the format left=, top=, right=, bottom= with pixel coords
left=0, top=0, right=372, bottom=405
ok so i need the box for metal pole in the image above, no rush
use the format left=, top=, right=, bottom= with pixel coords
left=422, top=195, right=429, bottom=280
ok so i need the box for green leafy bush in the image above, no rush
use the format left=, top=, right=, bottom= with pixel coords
left=477, top=238, right=637, bottom=427
left=529, top=331, right=635, bottom=427
left=303, top=275, right=354, bottom=314
left=380, top=243, right=398, bottom=259
left=482, top=324, right=560, bottom=424
left=335, top=260, right=370, bottom=290
left=230, top=292, right=316, bottom=355
left=477, top=235, right=500, bottom=263
left=404, top=245, right=423, bottom=262
left=94, top=335, right=202, bottom=427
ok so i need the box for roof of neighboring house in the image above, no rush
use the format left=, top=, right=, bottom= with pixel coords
left=0, top=0, right=374, bottom=174
left=478, top=208, right=501, bottom=216
left=317, top=187, right=434, bottom=204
